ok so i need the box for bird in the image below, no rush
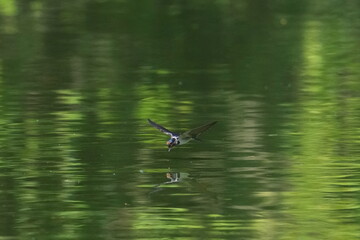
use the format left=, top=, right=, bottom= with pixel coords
left=147, top=118, right=217, bottom=151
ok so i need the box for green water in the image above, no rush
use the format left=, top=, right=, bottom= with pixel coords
left=0, top=1, right=359, bottom=239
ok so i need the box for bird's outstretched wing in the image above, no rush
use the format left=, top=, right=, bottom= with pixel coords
left=182, top=121, right=217, bottom=139
left=148, top=119, right=175, bottom=136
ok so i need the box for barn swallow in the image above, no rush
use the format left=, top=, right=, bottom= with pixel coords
left=147, top=119, right=217, bottom=151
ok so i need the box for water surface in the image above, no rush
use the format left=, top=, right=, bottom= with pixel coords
left=0, top=1, right=360, bottom=239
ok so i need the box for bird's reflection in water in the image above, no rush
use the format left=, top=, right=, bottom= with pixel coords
left=148, top=172, right=188, bottom=196
left=148, top=171, right=220, bottom=205
left=165, top=172, right=181, bottom=183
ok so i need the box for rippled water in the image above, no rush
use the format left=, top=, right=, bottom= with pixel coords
left=1, top=1, right=360, bottom=239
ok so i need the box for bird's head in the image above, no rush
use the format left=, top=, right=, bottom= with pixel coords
left=166, top=138, right=177, bottom=151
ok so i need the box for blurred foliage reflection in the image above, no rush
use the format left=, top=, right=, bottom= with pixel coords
left=0, top=0, right=359, bottom=239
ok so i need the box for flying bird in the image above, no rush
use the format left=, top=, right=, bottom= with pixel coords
left=147, top=119, right=217, bottom=151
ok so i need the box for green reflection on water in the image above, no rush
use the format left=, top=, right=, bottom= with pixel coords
left=0, top=0, right=16, bottom=16
left=0, top=0, right=359, bottom=239
left=278, top=14, right=360, bottom=240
